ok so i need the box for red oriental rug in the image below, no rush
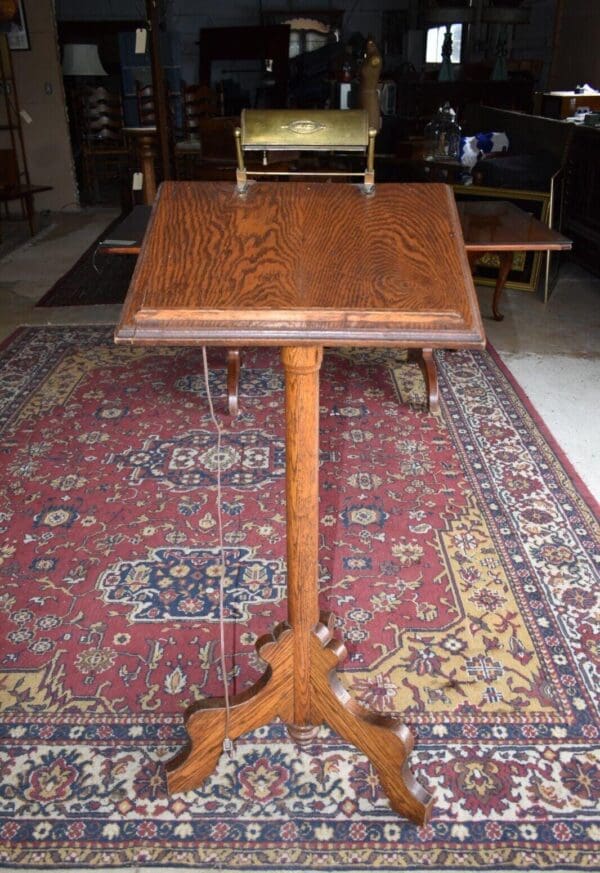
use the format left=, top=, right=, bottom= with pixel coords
left=0, top=326, right=598, bottom=871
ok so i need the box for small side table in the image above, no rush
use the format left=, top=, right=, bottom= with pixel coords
left=458, top=200, right=572, bottom=320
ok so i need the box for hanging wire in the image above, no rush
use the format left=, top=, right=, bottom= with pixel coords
left=201, top=346, right=233, bottom=754
left=92, top=245, right=103, bottom=274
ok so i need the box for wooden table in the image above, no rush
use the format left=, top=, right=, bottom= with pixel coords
left=97, top=204, right=150, bottom=256
left=541, top=90, right=600, bottom=119
left=115, top=180, right=485, bottom=824
left=458, top=199, right=572, bottom=320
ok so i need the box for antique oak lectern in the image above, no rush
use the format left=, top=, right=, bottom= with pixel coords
left=115, top=180, right=485, bottom=824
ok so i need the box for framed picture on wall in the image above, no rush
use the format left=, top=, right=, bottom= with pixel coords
left=6, top=1, right=30, bottom=52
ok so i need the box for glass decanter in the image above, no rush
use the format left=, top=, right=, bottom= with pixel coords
left=423, top=102, right=462, bottom=161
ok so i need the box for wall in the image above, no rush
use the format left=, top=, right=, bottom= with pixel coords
left=549, top=0, right=600, bottom=89
left=166, top=0, right=411, bottom=87
left=164, top=0, right=559, bottom=87
left=55, top=0, right=140, bottom=20
left=54, top=0, right=563, bottom=89
left=55, top=0, right=413, bottom=96
left=10, top=0, right=78, bottom=210
left=509, top=0, right=555, bottom=89
left=52, top=0, right=570, bottom=109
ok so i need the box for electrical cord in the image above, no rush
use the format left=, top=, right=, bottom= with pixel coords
left=201, top=346, right=233, bottom=755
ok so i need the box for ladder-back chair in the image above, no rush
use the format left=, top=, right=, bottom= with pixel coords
left=77, top=87, right=130, bottom=203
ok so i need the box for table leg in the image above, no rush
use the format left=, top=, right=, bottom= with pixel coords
left=544, top=250, right=551, bottom=305
left=282, top=346, right=322, bottom=732
left=22, top=192, right=35, bottom=236
left=419, top=349, right=439, bottom=413
left=226, top=349, right=240, bottom=416
left=467, top=250, right=513, bottom=322
left=166, top=344, right=433, bottom=824
left=492, top=252, right=514, bottom=322
left=138, top=134, right=157, bottom=205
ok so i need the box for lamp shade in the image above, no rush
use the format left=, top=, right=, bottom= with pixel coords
left=62, top=44, right=108, bottom=77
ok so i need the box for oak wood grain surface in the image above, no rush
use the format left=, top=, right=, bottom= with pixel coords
left=115, top=181, right=485, bottom=349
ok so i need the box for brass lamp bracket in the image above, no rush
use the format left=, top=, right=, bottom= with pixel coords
left=234, top=110, right=376, bottom=193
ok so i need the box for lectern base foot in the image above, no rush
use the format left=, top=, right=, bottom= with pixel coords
left=311, top=614, right=434, bottom=824
left=166, top=622, right=294, bottom=794
left=166, top=615, right=434, bottom=825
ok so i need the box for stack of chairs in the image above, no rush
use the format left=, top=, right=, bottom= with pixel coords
left=76, top=87, right=130, bottom=203
left=176, top=84, right=232, bottom=180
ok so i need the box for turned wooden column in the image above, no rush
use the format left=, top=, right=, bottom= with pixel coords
left=282, top=345, right=323, bottom=743
left=146, top=0, right=172, bottom=179
left=138, top=133, right=157, bottom=205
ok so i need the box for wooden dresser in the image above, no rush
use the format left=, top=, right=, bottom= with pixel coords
left=562, top=125, right=600, bottom=276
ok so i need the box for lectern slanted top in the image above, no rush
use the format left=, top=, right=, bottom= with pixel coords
left=116, top=181, right=484, bottom=349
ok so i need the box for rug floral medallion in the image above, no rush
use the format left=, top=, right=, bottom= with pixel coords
left=0, top=327, right=598, bottom=872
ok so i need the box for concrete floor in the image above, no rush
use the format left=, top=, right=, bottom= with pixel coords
left=1, top=209, right=599, bottom=504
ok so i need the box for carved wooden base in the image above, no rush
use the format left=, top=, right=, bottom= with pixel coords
left=166, top=345, right=434, bottom=825
left=166, top=613, right=434, bottom=825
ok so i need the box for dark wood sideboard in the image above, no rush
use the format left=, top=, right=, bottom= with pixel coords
left=562, top=125, right=600, bottom=276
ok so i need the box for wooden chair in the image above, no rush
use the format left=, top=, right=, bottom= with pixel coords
left=175, top=86, right=227, bottom=180
left=176, top=115, right=240, bottom=181
left=0, top=148, right=51, bottom=236
left=182, top=84, right=219, bottom=136
left=76, top=87, right=130, bottom=202
left=132, top=81, right=176, bottom=184
left=135, top=81, right=179, bottom=130
left=136, top=82, right=158, bottom=126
